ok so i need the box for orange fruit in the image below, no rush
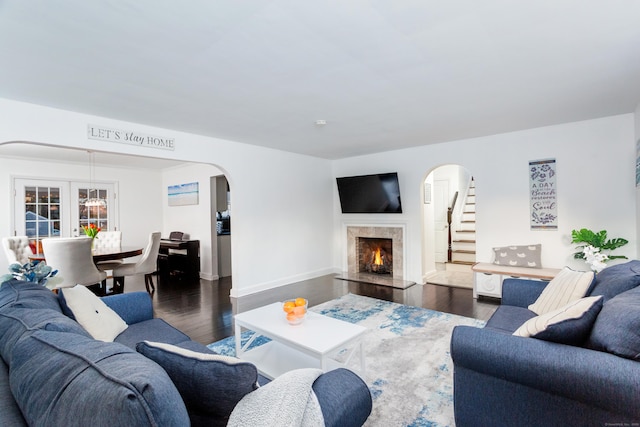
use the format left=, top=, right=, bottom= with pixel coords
left=294, top=298, right=306, bottom=307
left=283, top=301, right=295, bottom=313
left=293, top=306, right=306, bottom=317
left=286, top=312, right=297, bottom=322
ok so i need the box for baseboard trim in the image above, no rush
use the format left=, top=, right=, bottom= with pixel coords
left=229, top=267, right=338, bottom=298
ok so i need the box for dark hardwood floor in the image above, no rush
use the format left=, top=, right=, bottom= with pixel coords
left=123, top=273, right=499, bottom=346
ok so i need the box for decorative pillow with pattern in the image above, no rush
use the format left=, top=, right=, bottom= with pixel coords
left=514, top=296, right=603, bottom=345
left=528, top=267, right=595, bottom=315
left=60, top=285, right=128, bottom=342
left=493, top=244, right=542, bottom=268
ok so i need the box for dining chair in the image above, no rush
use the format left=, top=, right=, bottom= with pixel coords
left=112, top=231, right=161, bottom=294
left=2, top=236, right=34, bottom=265
left=41, top=236, right=107, bottom=291
left=93, top=230, right=123, bottom=272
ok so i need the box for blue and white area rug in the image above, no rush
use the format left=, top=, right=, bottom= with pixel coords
left=208, top=293, right=485, bottom=427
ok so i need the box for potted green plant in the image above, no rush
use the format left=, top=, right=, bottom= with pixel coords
left=571, top=228, right=628, bottom=272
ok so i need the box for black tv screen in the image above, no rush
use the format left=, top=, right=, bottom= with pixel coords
left=336, top=172, right=403, bottom=213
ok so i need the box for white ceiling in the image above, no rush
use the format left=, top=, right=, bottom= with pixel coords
left=1, top=1, right=639, bottom=160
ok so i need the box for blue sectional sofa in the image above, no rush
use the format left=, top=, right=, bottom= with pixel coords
left=0, top=280, right=372, bottom=426
left=451, top=260, right=640, bottom=427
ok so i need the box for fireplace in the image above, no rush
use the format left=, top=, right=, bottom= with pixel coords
left=345, top=225, right=405, bottom=280
left=341, top=224, right=414, bottom=290
left=358, top=237, right=393, bottom=275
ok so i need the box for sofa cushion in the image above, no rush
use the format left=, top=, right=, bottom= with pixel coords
left=114, top=318, right=192, bottom=349
left=9, top=330, right=189, bottom=426
left=0, top=357, right=27, bottom=426
left=528, top=267, right=594, bottom=315
left=587, top=286, right=640, bottom=360
left=485, top=305, right=537, bottom=334
left=60, top=285, right=128, bottom=342
left=513, top=296, right=603, bottom=345
left=0, top=279, right=62, bottom=312
left=0, top=306, right=90, bottom=364
left=492, top=244, right=542, bottom=268
left=137, top=340, right=259, bottom=427
left=587, top=260, right=640, bottom=301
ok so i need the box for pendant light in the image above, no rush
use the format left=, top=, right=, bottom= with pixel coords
left=85, top=151, right=105, bottom=207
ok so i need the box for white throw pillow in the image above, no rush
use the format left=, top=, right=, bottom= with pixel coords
left=515, top=296, right=603, bottom=338
left=528, top=267, right=594, bottom=315
left=61, top=285, right=128, bottom=342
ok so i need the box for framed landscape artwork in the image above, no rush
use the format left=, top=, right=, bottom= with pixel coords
left=168, top=182, right=199, bottom=206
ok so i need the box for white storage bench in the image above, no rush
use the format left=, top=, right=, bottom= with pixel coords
left=471, top=262, right=561, bottom=299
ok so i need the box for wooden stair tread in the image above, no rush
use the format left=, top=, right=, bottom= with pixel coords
left=449, top=260, right=474, bottom=266
left=457, top=230, right=475, bottom=233
left=452, top=250, right=476, bottom=254
left=453, top=239, right=476, bottom=243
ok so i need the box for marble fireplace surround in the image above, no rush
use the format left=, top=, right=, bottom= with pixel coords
left=340, top=224, right=414, bottom=289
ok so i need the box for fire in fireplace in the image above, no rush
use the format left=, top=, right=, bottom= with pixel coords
left=358, top=237, right=393, bottom=275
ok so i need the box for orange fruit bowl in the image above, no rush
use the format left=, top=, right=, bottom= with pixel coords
left=283, top=298, right=308, bottom=325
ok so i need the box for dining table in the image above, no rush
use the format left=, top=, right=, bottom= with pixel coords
left=29, top=246, right=143, bottom=264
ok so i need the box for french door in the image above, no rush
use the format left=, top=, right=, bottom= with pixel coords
left=13, top=178, right=118, bottom=252
left=70, top=182, right=118, bottom=236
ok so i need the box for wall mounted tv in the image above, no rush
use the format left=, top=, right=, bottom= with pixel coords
left=336, top=172, right=403, bottom=213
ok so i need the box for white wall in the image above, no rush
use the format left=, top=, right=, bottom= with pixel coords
left=0, top=153, right=163, bottom=275
left=1, top=97, right=636, bottom=296
left=334, top=114, right=637, bottom=284
left=0, top=98, right=335, bottom=297
left=635, top=102, right=640, bottom=256
left=162, top=163, right=224, bottom=280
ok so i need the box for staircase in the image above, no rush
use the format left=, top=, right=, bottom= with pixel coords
left=447, top=179, right=476, bottom=273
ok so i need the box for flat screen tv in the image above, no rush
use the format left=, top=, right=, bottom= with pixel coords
left=336, top=172, right=403, bottom=213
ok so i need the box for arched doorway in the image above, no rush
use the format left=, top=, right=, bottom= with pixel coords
left=422, top=164, right=475, bottom=289
left=0, top=142, right=231, bottom=282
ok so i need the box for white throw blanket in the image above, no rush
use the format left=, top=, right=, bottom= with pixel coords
left=227, top=368, right=325, bottom=427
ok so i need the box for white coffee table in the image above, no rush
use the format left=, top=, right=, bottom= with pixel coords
left=234, top=302, right=367, bottom=379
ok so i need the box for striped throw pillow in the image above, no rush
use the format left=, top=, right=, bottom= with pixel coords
left=528, top=267, right=595, bottom=315
left=514, top=296, right=603, bottom=344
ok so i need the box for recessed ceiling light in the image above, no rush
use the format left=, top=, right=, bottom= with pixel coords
left=315, top=120, right=327, bottom=126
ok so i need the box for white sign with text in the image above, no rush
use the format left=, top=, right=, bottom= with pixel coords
left=87, top=124, right=175, bottom=151
left=529, top=158, right=557, bottom=230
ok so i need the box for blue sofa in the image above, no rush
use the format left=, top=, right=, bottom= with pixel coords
left=451, top=260, right=640, bottom=427
left=0, top=280, right=372, bottom=426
